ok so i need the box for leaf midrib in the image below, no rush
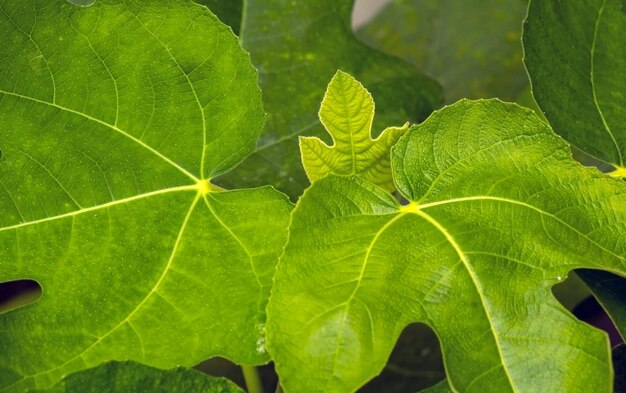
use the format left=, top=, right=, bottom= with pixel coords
left=0, top=89, right=199, bottom=182
left=589, top=0, right=623, bottom=166
left=413, top=208, right=517, bottom=392
left=328, top=192, right=626, bottom=391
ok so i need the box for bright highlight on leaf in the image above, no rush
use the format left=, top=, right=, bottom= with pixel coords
left=35, top=361, right=243, bottom=393
left=0, top=1, right=291, bottom=391
left=267, top=99, right=626, bottom=393
left=300, top=71, right=409, bottom=191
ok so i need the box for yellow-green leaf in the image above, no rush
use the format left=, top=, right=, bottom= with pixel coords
left=0, top=1, right=291, bottom=391
left=300, top=71, right=408, bottom=191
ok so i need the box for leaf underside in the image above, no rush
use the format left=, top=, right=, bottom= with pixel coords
left=0, top=1, right=291, bottom=391
left=267, top=99, right=626, bottom=393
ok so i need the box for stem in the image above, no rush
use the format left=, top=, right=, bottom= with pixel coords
left=241, top=365, right=263, bottom=393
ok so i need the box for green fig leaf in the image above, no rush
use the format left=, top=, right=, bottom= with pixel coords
left=524, top=0, right=626, bottom=344
left=299, top=71, right=408, bottom=191
left=577, top=269, right=626, bottom=340
left=267, top=99, right=626, bottom=392
left=0, top=1, right=291, bottom=391
left=524, top=0, right=626, bottom=173
left=216, top=0, right=443, bottom=198
left=34, top=362, right=243, bottom=393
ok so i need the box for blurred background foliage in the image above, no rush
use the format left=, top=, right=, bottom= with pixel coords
left=354, top=0, right=529, bottom=102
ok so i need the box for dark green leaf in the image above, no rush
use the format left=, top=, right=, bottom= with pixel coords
left=360, top=324, right=445, bottom=393
left=418, top=380, right=453, bottom=393
left=33, top=362, right=243, bottom=393
left=524, top=0, right=626, bottom=172
left=196, top=0, right=242, bottom=35
left=356, top=0, right=529, bottom=102
left=578, top=269, right=626, bottom=340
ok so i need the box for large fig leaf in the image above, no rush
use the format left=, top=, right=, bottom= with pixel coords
left=215, top=0, right=443, bottom=198
left=267, top=99, right=626, bottom=392
left=355, top=0, right=529, bottom=102
left=0, top=0, right=291, bottom=391
left=300, top=71, right=408, bottom=191
left=36, top=362, right=243, bottom=393
left=523, top=0, right=626, bottom=351
left=523, top=0, right=626, bottom=172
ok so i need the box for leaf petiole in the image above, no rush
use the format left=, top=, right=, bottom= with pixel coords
left=241, top=365, right=263, bottom=393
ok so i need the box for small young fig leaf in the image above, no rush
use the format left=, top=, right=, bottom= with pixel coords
left=0, top=1, right=291, bottom=391
left=267, top=99, right=626, bottom=393
left=300, top=71, right=408, bottom=191
left=33, top=362, right=243, bottom=393
left=524, top=0, right=626, bottom=173
left=216, top=0, right=443, bottom=198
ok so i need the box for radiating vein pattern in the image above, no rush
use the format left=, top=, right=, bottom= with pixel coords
left=0, top=1, right=291, bottom=391
left=267, top=100, right=626, bottom=393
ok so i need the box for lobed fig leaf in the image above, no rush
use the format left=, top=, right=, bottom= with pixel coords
left=267, top=98, right=626, bottom=393
left=0, top=0, right=291, bottom=391
left=300, top=71, right=408, bottom=191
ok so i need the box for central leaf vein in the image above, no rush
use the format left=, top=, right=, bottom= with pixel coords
left=16, top=193, right=201, bottom=385
left=412, top=208, right=517, bottom=392
left=0, top=89, right=199, bottom=182
left=0, top=184, right=197, bottom=233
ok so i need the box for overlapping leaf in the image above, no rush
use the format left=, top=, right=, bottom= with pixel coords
left=214, top=0, right=442, bottom=198
left=578, top=269, right=626, bottom=340
left=197, top=0, right=242, bottom=35
left=356, top=0, right=529, bottom=102
left=0, top=1, right=291, bottom=391
left=300, top=71, right=408, bottom=191
left=267, top=99, right=626, bottom=392
left=35, top=362, right=243, bottom=393
left=524, top=0, right=626, bottom=172
left=524, top=0, right=626, bottom=350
